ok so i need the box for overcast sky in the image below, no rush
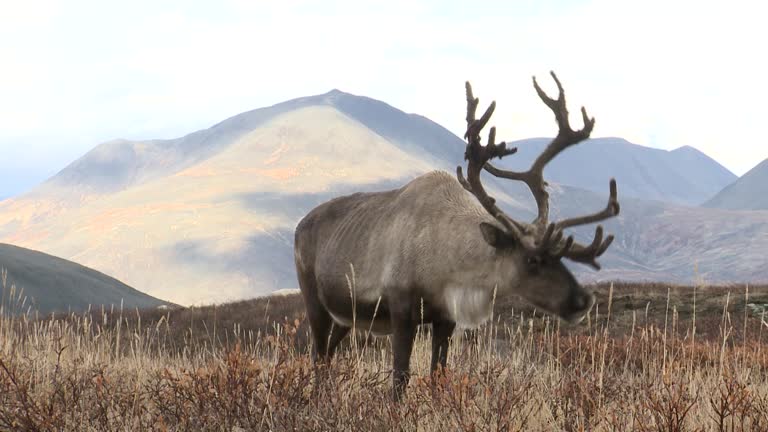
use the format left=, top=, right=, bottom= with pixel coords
left=1, top=0, right=765, bottom=197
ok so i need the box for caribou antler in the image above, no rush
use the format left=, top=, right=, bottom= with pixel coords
left=483, top=71, right=596, bottom=230
left=459, top=72, right=621, bottom=269
left=552, top=179, right=620, bottom=269
left=457, top=82, right=529, bottom=241
left=556, top=179, right=620, bottom=230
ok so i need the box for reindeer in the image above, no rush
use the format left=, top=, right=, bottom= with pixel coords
left=294, top=72, right=620, bottom=400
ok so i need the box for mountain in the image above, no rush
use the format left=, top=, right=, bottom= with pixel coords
left=538, top=186, right=768, bottom=284
left=0, top=243, right=170, bottom=314
left=0, top=89, right=764, bottom=306
left=705, top=159, right=768, bottom=210
left=38, top=90, right=458, bottom=199
left=495, top=138, right=735, bottom=206
left=28, top=91, right=736, bottom=207
left=0, top=91, right=439, bottom=305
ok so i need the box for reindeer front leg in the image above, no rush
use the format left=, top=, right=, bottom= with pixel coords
left=430, top=318, right=455, bottom=374
left=390, top=298, right=417, bottom=402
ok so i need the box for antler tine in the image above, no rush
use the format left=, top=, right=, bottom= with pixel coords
left=458, top=82, right=524, bottom=241
left=556, top=178, right=620, bottom=230
left=532, top=71, right=568, bottom=130
left=465, top=82, right=478, bottom=123
left=596, top=235, right=615, bottom=256
left=563, top=225, right=615, bottom=270
left=483, top=71, right=596, bottom=230
left=456, top=166, right=473, bottom=193
left=530, top=71, right=595, bottom=177
left=464, top=82, right=496, bottom=142
left=533, top=223, right=556, bottom=253
left=552, top=235, right=575, bottom=258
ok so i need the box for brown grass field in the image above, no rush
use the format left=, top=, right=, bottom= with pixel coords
left=2, top=279, right=768, bottom=431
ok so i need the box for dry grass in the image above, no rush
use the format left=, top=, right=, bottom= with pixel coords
left=2, top=281, right=768, bottom=431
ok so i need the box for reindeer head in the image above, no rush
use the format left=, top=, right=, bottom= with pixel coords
left=458, top=72, right=620, bottom=323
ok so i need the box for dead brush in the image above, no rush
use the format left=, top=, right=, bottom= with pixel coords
left=0, top=283, right=767, bottom=430
left=636, top=372, right=698, bottom=432
left=550, top=368, right=609, bottom=432
left=411, top=365, right=537, bottom=432
left=708, top=367, right=753, bottom=432
left=145, top=320, right=314, bottom=431
left=0, top=355, right=149, bottom=431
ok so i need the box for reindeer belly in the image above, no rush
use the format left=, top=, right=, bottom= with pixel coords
left=319, top=289, right=393, bottom=336
left=326, top=310, right=393, bottom=336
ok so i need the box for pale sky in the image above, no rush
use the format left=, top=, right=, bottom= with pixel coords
left=1, top=0, right=766, bottom=197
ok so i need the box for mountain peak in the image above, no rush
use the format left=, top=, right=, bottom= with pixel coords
left=671, top=145, right=705, bottom=155
left=672, top=145, right=696, bottom=151
left=321, top=88, right=349, bottom=103
left=320, top=88, right=358, bottom=102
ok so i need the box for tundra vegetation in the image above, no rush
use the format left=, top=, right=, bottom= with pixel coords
left=1, top=278, right=768, bottom=431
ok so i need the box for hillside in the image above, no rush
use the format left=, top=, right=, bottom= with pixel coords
left=705, top=159, right=768, bottom=210
left=0, top=100, right=434, bottom=305
left=496, top=138, right=735, bottom=206
left=0, top=243, right=170, bottom=314
left=483, top=182, right=768, bottom=284
left=26, top=91, right=735, bottom=207
left=0, top=89, right=765, bottom=306
left=38, top=90, right=458, bottom=199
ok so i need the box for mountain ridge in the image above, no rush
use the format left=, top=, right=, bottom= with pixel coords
left=40, top=89, right=457, bottom=196
left=494, top=136, right=736, bottom=206
left=37, top=89, right=736, bottom=207
left=0, top=89, right=764, bottom=306
left=705, top=159, right=768, bottom=210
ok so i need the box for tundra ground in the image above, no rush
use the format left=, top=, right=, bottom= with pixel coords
left=1, top=282, right=768, bottom=431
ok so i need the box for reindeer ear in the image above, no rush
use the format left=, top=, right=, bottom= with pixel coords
left=479, top=223, right=515, bottom=248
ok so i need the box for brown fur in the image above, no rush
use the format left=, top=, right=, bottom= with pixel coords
left=295, top=170, right=594, bottom=399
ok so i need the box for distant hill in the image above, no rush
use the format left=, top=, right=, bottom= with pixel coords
left=0, top=243, right=170, bottom=314
left=705, top=159, right=768, bottom=210
left=0, top=91, right=437, bottom=305
left=539, top=186, right=768, bottom=284
left=0, top=89, right=764, bottom=306
left=33, top=90, right=736, bottom=207
left=495, top=138, right=735, bottom=206
left=39, top=90, right=457, bottom=200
